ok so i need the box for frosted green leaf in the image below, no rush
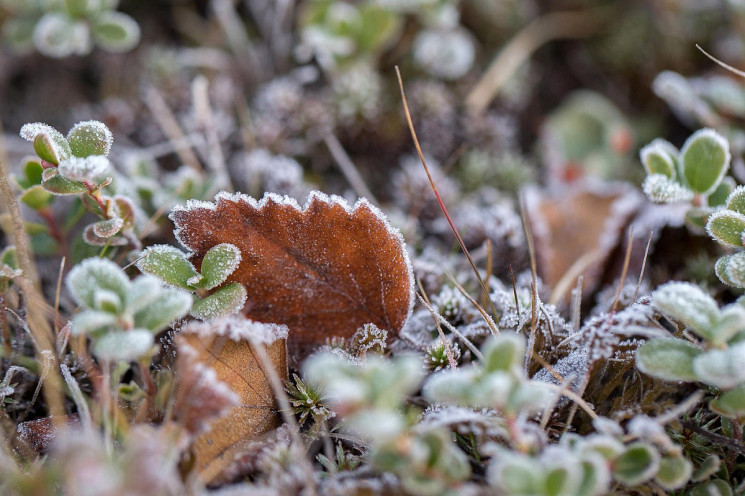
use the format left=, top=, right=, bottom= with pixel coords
left=126, top=275, right=162, bottom=315
left=718, top=252, right=745, bottom=288
left=577, top=457, right=610, bottom=496
left=66, top=257, right=129, bottom=310
left=482, top=332, right=525, bottom=373
left=679, top=128, right=730, bottom=195
left=41, top=172, right=88, bottom=195
left=692, top=455, right=721, bottom=482
left=90, top=217, right=123, bottom=238
left=93, top=12, right=140, bottom=53
left=708, top=177, right=736, bottom=207
left=67, top=120, right=113, bottom=157
left=93, top=288, right=121, bottom=313
left=655, top=455, right=692, bottom=490
left=711, top=383, right=745, bottom=416
left=133, top=287, right=191, bottom=332
left=583, top=435, right=625, bottom=461
left=642, top=174, right=693, bottom=203
left=64, top=0, right=100, bottom=17
left=613, top=443, right=660, bottom=486
left=652, top=282, right=719, bottom=340
left=710, top=305, right=745, bottom=345
left=92, top=329, right=153, bottom=362
left=423, top=368, right=480, bottom=406
left=21, top=158, right=44, bottom=187
left=191, top=282, right=247, bottom=320
left=690, top=480, right=734, bottom=496
left=0, top=246, right=19, bottom=271
left=544, top=459, right=582, bottom=496
left=706, top=210, right=745, bottom=247
left=640, top=141, right=676, bottom=178
left=490, top=455, right=543, bottom=495
left=135, top=245, right=199, bottom=289
left=71, top=309, right=117, bottom=335
left=58, top=155, right=110, bottom=182
left=194, top=243, right=242, bottom=290
left=20, top=123, right=71, bottom=165
left=692, top=343, right=745, bottom=389
left=19, top=185, right=53, bottom=210
left=726, top=185, right=745, bottom=215
left=33, top=13, right=92, bottom=58
left=635, top=338, right=701, bottom=382
left=508, top=382, right=551, bottom=415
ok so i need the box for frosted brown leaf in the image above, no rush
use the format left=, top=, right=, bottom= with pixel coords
left=176, top=318, right=288, bottom=486
left=170, top=191, right=414, bottom=362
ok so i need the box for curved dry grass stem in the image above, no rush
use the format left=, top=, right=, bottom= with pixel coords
left=697, top=44, right=745, bottom=78
left=396, top=66, right=499, bottom=324
left=610, top=226, right=634, bottom=313
left=0, top=159, right=64, bottom=418
left=466, top=6, right=611, bottom=114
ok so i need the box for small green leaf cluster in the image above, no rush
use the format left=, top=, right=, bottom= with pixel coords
left=636, top=282, right=745, bottom=417
left=66, top=257, right=191, bottom=362
left=135, top=244, right=246, bottom=320
left=16, top=121, right=141, bottom=249
left=424, top=333, right=550, bottom=418
left=489, top=433, right=693, bottom=496
left=304, top=352, right=472, bottom=495
left=640, top=129, right=731, bottom=209
left=1, top=0, right=140, bottom=57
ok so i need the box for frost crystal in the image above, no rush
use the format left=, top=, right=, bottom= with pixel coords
left=20, top=122, right=57, bottom=142
left=642, top=174, right=694, bottom=203
left=58, top=155, right=111, bottom=182
left=181, top=316, right=288, bottom=344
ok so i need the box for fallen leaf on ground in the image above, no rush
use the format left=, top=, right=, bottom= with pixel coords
left=176, top=317, right=288, bottom=486
left=170, top=191, right=414, bottom=362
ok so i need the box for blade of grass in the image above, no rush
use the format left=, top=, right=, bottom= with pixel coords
left=396, top=66, right=499, bottom=324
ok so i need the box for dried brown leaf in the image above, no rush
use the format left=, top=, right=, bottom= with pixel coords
left=170, top=191, right=414, bottom=362
left=177, top=318, right=288, bottom=485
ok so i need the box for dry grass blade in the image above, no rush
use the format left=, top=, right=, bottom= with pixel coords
left=632, top=231, right=654, bottom=303
left=697, top=44, right=745, bottom=78
left=395, top=66, right=499, bottom=323
left=610, top=226, right=634, bottom=313
left=0, top=159, right=64, bottom=418
left=466, top=6, right=611, bottom=114
left=324, top=133, right=378, bottom=203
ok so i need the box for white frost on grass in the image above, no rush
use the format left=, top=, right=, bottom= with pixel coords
left=58, top=155, right=111, bottom=182
left=642, top=174, right=694, bottom=203
left=181, top=316, right=288, bottom=344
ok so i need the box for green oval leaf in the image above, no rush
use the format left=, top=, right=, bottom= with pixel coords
left=191, top=282, right=247, bottom=320
left=67, top=120, right=113, bottom=158
left=135, top=245, right=199, bottom=290
left=635, top=338, right=702, bottom=382
left=679, top=128, right=730, bottom=195
left=195, top=243, right=242, bottom=290
left=613, top=443, right=660, bottom=487
left=706, top=209, right=745, bottom=247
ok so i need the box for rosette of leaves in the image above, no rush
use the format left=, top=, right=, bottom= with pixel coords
left=635, top=282, right=745, bottom=418
left=304, top=352, right=472, bottom=494
left=135, top=244, right=247, bottom=321
left=1, top=0, right=140, bottom=57
left=423, top=333, right=551, bottom=419
left=640, top=130, right=732, bottom=229
left=66, top=257, right=191, bottom=362
left=17, top=120, right=141, bottom=248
